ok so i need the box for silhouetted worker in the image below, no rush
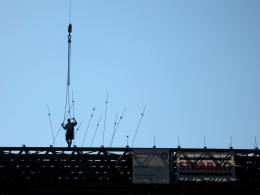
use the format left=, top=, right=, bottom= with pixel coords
left=61, top=118, right=77, bottom=147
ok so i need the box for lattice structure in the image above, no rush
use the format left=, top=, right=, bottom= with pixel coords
left=0, top=146, right=260, bottom=194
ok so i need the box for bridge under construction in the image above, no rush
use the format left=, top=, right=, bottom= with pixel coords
left=0, top=146, right=259, bottom=194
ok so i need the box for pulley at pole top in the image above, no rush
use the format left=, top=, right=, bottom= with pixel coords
left=67, top=23, right=72, bottom=45
left=68, top=23, right=72, bottom=34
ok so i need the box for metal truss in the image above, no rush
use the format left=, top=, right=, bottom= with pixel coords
left=0, top=146, right=259, bottom=194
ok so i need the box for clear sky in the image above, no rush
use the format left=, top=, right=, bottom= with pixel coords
left=0, top=0, right=259, bottom=148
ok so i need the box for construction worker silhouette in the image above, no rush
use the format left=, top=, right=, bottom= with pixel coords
left=62, top=118, right=77, bottom=147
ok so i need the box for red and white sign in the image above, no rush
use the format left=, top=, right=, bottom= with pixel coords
left=176, top=151, right=236, bottom=182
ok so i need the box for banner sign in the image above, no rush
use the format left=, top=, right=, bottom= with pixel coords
left=132, top=149, right=169, bottom=184
left=176, top=151, right=236, bottom=182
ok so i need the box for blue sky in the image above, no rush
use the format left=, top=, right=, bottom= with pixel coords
left=0, top=0, right=259, bottom=148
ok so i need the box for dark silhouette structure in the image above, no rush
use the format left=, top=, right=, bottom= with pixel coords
left=0, top=146, right=259, bottom=194
left=62, top=118, right=77, bottom=147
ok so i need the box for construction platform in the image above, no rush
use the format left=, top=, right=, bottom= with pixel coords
left=0, top=146, right=259, bottom=194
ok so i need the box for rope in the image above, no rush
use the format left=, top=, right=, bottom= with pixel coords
left=62, top=22, right=72, bottom=123
left=67, top=86, right=71, bottom=119
left=132, top=105, right=147, bottom=147
left=57, top=23, right=73, bottom=143
left=54, top=99, right=75, bottom=143
left=67, top=34, right=71, bottom=86
left=67, top=26, right=72, bottom=118
left=63, top=86, right=68, bottom=123
left=55, top=0, right=74, bottom=145
left=65, top=23, right=72, bottom=120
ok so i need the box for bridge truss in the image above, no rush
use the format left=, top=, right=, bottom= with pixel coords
left=0, top=146, right=259, bottom=194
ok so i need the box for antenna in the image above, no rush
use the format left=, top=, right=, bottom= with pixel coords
left=72, top=90, right=75, bottom=118
left=90, top=115, right=102, bottom=147
left=81, top=107, right=96, bottom=147
left=229, top=136, right=233, bottom=149
left=126, top=135, right=129, bottom=147
left=254, top=136, right=258, bottom=149
left=76, top=121, right=84, bottom=132
left=73, top=120, right=83, bottom=146
left=47, top=105, right=55, bottom=146
left=109, top=108, right=126, bottom=147
left=178, top=136, right=181, bottom=148
left=203, top=136, right=207, bottom=149
left=132, top=105, right=147, bottom=147
left=102, top=92, right=108, bottom=146
left=153, top=136, right=156, bottom=148
left=109, top=113, right=118, bottom=147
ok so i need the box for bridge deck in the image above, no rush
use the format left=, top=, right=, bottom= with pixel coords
left=0, top=146, right=259, bottom=194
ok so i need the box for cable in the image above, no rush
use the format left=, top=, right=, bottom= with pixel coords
left=73, top=120, right=83, bottom=146
left=67, top=87, right=71, bottom=119
left=72, top=90, right=75, bottom=118
left=90, top=115, right=102, bottom=147
left=68, top=0, right=72, bottom=24
left=81, top=107, right=96, bottom=147
left=54, top=103, right=75, bottom=143
left=109, top=108, right=126, bottom=147
left=66, top=24, right=72, bottom=119
left=102, top=92, right=108, bottom=146
left=47, top=105, right=55, bottom=146
left=109, top=113, right=118, bottom=147
left=63, top=86, right=69, bottom=123
left=56, top=0, right=74, bottom=145
left=132, top=105, right=147, bottom=147
left=62, top=22, right=72, bottom=123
